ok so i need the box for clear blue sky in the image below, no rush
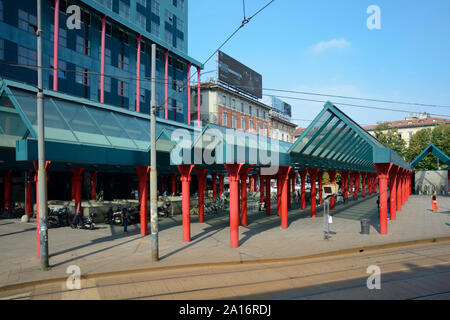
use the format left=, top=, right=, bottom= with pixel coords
left=187, top=0, right=450, bottom=128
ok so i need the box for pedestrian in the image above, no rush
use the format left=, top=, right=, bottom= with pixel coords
left=431, top=191, right=438, bottom=212
left=122, top=208, right=128, bottom=233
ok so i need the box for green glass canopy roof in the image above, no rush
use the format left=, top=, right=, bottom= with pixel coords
left=410, top=142, right=449, bottom=168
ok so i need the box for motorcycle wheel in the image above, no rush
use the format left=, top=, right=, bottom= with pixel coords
left=70, top=224, right=76, bottom=229
left=90, top=224, right=94, bottom=230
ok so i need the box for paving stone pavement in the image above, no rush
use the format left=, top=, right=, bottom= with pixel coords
left=0, top=194, right=449, bottom=288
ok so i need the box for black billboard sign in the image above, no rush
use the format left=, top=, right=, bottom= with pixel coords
left=218, top=51, right=262, bottom=98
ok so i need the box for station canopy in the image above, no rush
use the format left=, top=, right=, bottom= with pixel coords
left=410, top=142, right=449, bottom=168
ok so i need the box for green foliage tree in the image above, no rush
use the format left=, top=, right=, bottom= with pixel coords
left=373, top=122, right=407, bottom=158
left=406, top=123, right=450, bottom=170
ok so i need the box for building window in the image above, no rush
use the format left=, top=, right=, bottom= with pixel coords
left=257, top=122, right=260, bottom=134
left=118, top=81, right=129, bottom=97
left=240, top=102, right=244, bottom=112
left=119, top=1, right=130, bottom=19
left=232, top=115, right=237, bottom=129
left=51, top=24, right=67, bottom=47
left=118, top=53, right=129, bottom=71
left=409, top=131, right=413, bottom=138
left=140, top=88, right=145, bottom=102
left=221, top=95, right=227, bottom=106
left=176, top=18, right=184, bottom=31
left=136, top=11, right=146, bottom=29
left=256, top=108, right=259, bottom=118
left=76, top=35, right=90, bottom=55
left=176, top=37, right=184, bottom=51
left=151, top=0, right=160, bottom=15
left=194, top=94, right=203, bottom=106
left=249, top=105, right=252, bottom=116
left=104, top=76, right=111, bottom=92
left=18, top=46, right=37, bottom=69
left=98, top=0, right=112, bottom=10
left=99, top=48, right=111, bottom=65
left=75, top=67, right=89, bottom=86
left=222, top=112, right=228, bottom=126
left=232, top=99, right=236, bottom=109
left=136, top=0, right=146, bottom=7
left=165, top=30, right=173, bottom=45
left=150, top=21, right=160, bottom=37
left=249, top=119, right=253, bottom=132
left=165, top=9, right=174, bottom=24
left=18, top=9, right=37, bottom=33
left=241, top=117, right=245, bottom=130
left=263, top=124, right=267, bottom=136
left=0, top=0, right=3, bottom=22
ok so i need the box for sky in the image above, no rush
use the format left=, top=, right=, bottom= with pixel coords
left=187, top=0, right=450, bottom=128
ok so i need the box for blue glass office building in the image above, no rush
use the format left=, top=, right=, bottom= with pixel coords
left=0, top=0, right=202, bottom=122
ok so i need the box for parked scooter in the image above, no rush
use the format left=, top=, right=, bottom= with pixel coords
left=70, top=212, right=96, bottom=230
left=158, top=198, right=171, bottom=218
left=48, top=207, right=70, bottom=228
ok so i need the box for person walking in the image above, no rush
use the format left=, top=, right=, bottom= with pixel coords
left=431, top=191, right=438, bottom=212
left=122, top=208, right=128, bottom=233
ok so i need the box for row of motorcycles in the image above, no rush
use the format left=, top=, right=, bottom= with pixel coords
left=104, top=199, right=172, bottom=226
left=47, top=207, right=96, bottom=230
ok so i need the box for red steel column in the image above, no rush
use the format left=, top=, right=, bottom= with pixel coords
left=254, top=174, right=258, bottom=192
left=249, top=175, right=253, bottom=192
left=276, top=174, right=282, bottom=216
left=362, top=172, right=366, bottom=198
left=291, top=172, right=296, bottom=193
left=90, top=171, right=97, bottom=200
left=299, top=171, right=307, bottom=210
left=239, top=167, right=250, bottom=226
left=279, top=167, right=291, bottom=229
left=3, top=170, right=12, bottom=211
left=354, top=172, right=360, bottom=200
left=308, top=168, right=319, bottom=218
left=341, top=171, right=349, bottom=203
left=178, top=165, right=194, bottom=242
left=265, top=177, right=271, bottom=216
left=219, top=174, right=224, bottom=197
left=136, top=34, right=142, bottom=112
left=388, top=165, right=398, bottom=221
left=100, top=15, right=106, bottom=103
left=374, top=163, right=392, bottom=235
left=396, top=169, right=403, bottom=212
left=287, top=173, right=291, bottom=210
left=260, top=175, right=265, bottom=205
left=374, top=176, right=378, bottom=193
left=195, top=169, right=207, bottom=223
left=212, top=173, right=217, bottom=201
left=72, top=168, right=84, bottom=217
left=225, top=164, right=243, bottom=248
left=328, top=170, right=337, bottom=210
left=136, top=166, right=150, bottom=235
left=26, top=171, right=33, bottom=216
left=367, top=174, right=372, bottom=196
left=171, top=173, right=177, bottom=196
left=187, top=62, right=192, bottom=125
left=53, top=0, right=59, bottom=91
left=318, top=171, right=323, bottom=205
left=164, top=50, right=169, bottom=119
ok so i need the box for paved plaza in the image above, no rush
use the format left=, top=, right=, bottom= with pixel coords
left=0, top=194, right=449, bottom=289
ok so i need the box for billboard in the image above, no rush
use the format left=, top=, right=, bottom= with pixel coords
left=272, top=96, right=292, bottom=118
left=218, top=51, right=262, bottom=99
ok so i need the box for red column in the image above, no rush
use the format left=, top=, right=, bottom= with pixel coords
left=90, top=171, right=97, bottom=200
left=219, top=174, right=224, bottom=197
left=354, top=172, right=360, bottom=200
left=3, top=170, right=12, bottom=210
left=279, top=167, right=292, bottom=229
left=26, top=171, right=33, bottom=216
left=197, top=67, right=201, bottom=127
left=178, top=165, right=194, bottom=242
left=187, top=62, right=192, bottom=125
left=254, top=174, right=258, bottom=192
left=212, top=173, right=217, bottom=201
left=164, top=50, right=169, bottom=119
left=388, top=165, right=398, bottom=221
left=318, top=171, right=323, bottom=205
left=224, top=164, right=243, bottom=248
left=72, top=168, right=84, bottom=217
left=341, top=171, right=349, bottom=203
left=368, top=174, right=372, bottom=196
left=195, top=169, right=207, bottom=223
left=136, top=166, right=150, bottom=235
left=249, top=175, right=254, bottom=192
left=328, top=170, right=337, bottom=210
left=287, top=173, right=291, bottom=210
left=308, top=169, right=319, bottom=218
left=362, top=172, right=366, bottom=198
left=374, top=163, right=392, bottom=235
left=299, top=171, right=306, bottom=210
left=260, top=175, right=265, bottom=205
left=53, top=0, right=59, bottom=91
left=171, top=173, right=177, bottom=195
left=349, top=172, right=354, bottom=198
left=402, top=172, right=407, bottom=205
left=239, top=167, right=250, bottom=226
left=265, top=177, right=271, bottom=216
left=100, top=15, right=106, bottom=103
left=396, top=169, right=403, bottom=212
left=374, top=176, right=378, bottom=193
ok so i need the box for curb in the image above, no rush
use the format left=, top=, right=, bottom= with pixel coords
left=1, top=236, right=450, bottom=293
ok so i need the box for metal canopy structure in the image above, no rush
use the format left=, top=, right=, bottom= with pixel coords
left=0, top=79, right=191, bottom=172
left=289, top=102, right=412, bottom=172
left=410, top=142, right=450, bottom=168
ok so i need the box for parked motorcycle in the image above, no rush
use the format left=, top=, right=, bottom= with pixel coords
left=48, top=207, right=70, bottom=228
left=70, top=212, right=96, bottom=230
left=158, top=199, right=171, bottom=218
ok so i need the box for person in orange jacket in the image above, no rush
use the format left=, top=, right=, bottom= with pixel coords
left=431, top=191, right=438, bottom=212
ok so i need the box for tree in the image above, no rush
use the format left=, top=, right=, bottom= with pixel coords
left=406, top=123, right=450, bottom=170
left=373, top=122, right=407, bottom=158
